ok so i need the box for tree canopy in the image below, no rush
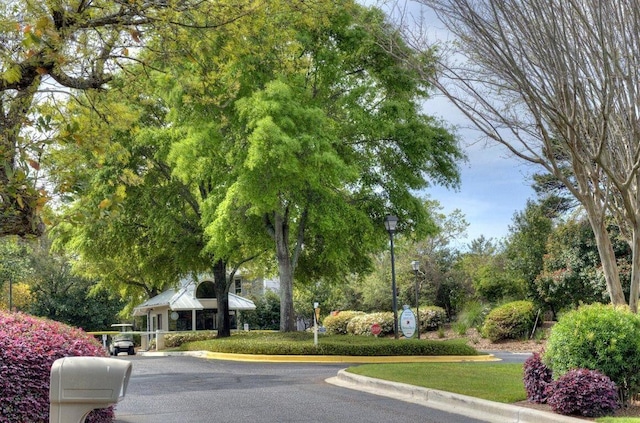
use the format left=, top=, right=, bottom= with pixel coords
left=0, top=0, right=247, bottom=237
left=164, top=2, right=463, bottom=330
left=47, top=1, right=463, bottom=332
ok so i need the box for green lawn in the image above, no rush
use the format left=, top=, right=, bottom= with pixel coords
left=348, top=362, right=640, bottom=423
left=348, top=362, right=526, bottom=403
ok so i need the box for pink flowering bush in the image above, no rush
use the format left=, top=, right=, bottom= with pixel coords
left=0, top=311, right=114, bottom=423
left=547, top=369, right=619, bottom=417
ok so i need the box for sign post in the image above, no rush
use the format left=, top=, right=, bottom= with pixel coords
left=371, top=323, right=382, bottom=337
left=313, top=302, right=319, bottom=347
left=400, top=305, right=417, bottom=339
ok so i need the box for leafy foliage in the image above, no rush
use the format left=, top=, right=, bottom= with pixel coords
left=543, top=303, right=640, bottom=403
left=504, top=200, right=554, bottom=304
left=0, top=236, right=33, bottom=309
left=481, top=300, right=535, bottom=342
left=534, top=219, right=620, bottom=316
left=523, top=351, right=553, bottom=403
left=459, top=236, right=524, bottom=304
left=0, top=311, right=112, bottom=422
left=0, top=0, right=228, bottom=237
left=346, top=312, right=394, bottom=336
left=456, top=300, right=489, bottom=330
left=323, top=311, right=364, bottom=335
left=240, top=290, right=280, bottom=330
left=417, top=306, right=447, bottom=331
left=181, top=332, right=479, bottom=356
left=164, top=331, right=217, bottom=348
left=546, top=369, right=619, bottom=417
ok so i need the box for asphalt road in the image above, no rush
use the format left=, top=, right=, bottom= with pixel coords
left=113, top=355, right=493, bottom=423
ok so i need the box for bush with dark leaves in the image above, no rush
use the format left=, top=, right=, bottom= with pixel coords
left=523, top=351, right=553, bottom=403
left=547, top=368, right=619, bottom=417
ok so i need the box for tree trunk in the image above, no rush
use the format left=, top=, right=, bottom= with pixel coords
left=274, top=213, right=296, bottom=332
left=630, top=228, right=640, bottom=312
left=587, top=212, right=626, bottom=306
left=213, top=259, right=231, bottom=338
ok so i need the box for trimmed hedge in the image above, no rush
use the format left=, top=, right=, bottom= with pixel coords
left=0, top=311, right=113, bottom=423
left=482, top=300, right=535, bottom=342
left=164, top=331, right=217, bottom=348
left=181, top=332, right=479, bottom=356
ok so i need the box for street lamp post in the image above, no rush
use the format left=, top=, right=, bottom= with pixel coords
left=384, top=215, right=399, bottom=339
left=411, top=260, right=420, bottom=340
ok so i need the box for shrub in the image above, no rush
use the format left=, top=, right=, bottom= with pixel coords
left=546, top=369, right=619, bottom=417
left=183, top=331, right=479, bottom=356
left=164, top=331, right=217, bottom=348
left=481, top=300, right=535, bottom=342
left=323, top=311, right=364, bottom=335
left=457, top=300, right=489, bottom=329
left=418, top=306, right=447, bottom=331
left=0, top=311, right=113, bottom=423
left=523, top=351, right=553, bottom=403
left=543, top=303, right=640, bottom=403
left=346, top=312, right=394, bottom=336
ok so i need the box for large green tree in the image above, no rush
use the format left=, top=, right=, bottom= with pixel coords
left=47, top=71, right=239, bottom=333
left=503, top=200, right=555, bottom=303
left=49, top=1, right=463, bottom=334
left=0, top=0, right=236, bottom=237
left=162, top=2, right=462, bottom=331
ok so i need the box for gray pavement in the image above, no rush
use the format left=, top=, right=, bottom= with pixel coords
left=113, top=352, right=589, bottom=423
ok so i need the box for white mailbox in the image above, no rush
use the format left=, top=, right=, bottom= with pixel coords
left=49, top=356, right=132, bottom=423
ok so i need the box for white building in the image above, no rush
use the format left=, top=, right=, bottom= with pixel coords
left=133, top=275, right=256, bottom=333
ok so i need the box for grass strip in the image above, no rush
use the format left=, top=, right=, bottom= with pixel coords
left=347, top=362, right=527, bottom=403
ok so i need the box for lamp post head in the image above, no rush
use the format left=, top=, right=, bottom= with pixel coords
left=384, top=215, right=399, bottom=234
left=411, top=260, right=420, bottom=272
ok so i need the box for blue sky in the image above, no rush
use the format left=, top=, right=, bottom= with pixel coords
left=383, top=0, right=539, bottom=247
left=422, top=97, right=538, bottom=248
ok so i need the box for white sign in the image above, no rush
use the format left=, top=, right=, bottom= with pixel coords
left=400, top=308, right=416, bottom=339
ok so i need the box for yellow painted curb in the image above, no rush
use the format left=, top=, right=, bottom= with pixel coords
left=199, top=351, right=499, bottom=363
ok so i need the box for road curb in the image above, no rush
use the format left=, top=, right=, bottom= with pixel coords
left=138, top=350, right=500, bottom=363
left=327, top=369, right=588, bottom=423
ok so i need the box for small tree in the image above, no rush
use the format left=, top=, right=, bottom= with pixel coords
left=241, top=291, right=281, bottom=331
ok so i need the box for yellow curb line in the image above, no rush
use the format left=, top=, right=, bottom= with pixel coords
left=199, top=351, right=500, bottom=363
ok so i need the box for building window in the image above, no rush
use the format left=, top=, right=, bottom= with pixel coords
left=169, top=311, right=192, bottom=331
left=196, top=281, right=216, bottom=298
left=196, top=309, right=217, bottom=330
left=234, top=278, right=242, bottom=295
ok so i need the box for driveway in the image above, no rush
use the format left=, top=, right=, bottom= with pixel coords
left=113, top=355, right=489, bottom=423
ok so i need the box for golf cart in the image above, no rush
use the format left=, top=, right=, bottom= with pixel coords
left=109, top=323, right=136, bottom=356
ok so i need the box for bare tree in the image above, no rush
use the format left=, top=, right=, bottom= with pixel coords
left=402, top=0, right=640, bottom=310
